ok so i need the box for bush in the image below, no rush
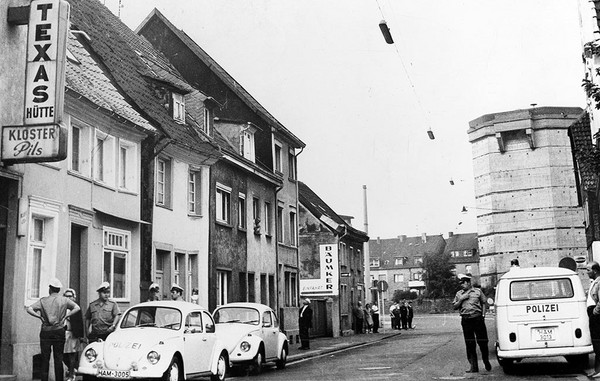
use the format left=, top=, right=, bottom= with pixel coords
left=391, top=289, right=418, bottom=302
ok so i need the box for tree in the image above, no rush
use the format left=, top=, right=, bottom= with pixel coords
left=422, top=251, right=459, bottom=299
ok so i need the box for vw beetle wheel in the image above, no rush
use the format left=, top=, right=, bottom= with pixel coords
left=162, top=357, right=181, bottom=381
left=276, top=345, right=288, bottom=369
left=251, top=349, right=264, bottom=375
left=210, top=352, right=227, bottom=381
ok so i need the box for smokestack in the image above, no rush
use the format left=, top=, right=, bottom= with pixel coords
left=399, top=235, right=406, bottom=243
left=448, top=232, right=453, bottom=238
left=377, top=236, right=380, bottom=244
left=422, top=233, right=427, bottom=243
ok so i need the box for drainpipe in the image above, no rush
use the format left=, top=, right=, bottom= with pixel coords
left=275, top=183, right=283, bottom=316
left=294, top=147, right=304, bottom=307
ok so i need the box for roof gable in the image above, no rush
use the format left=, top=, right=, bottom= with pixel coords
left=136, top=8, right=305, bottom=148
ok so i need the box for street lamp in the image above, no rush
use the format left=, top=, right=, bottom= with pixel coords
left=379, top=20, right=394, bottom=44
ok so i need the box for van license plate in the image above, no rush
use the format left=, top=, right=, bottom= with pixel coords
left=98, top=369, right=131, bottom=379
left=534, top=328, right=555, bottom=342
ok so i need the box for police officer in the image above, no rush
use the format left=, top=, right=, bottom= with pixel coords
left=84, top=282, right=120, bottom=342
left=453, top=274, right=491, bottom=373
left=170, top=283, right=184, bottom=301
left=26, top=278, right=80, bottom=381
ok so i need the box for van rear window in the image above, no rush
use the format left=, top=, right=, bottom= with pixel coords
left=510, top=278, right=573, bottom=301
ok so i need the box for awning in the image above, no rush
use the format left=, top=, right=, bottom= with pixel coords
left=93, top=208, right=151, bottom=225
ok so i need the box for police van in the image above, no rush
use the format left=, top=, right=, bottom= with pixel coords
left=494, top=266, right=592, bottom=372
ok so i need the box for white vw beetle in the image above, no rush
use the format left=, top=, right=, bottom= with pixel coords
left=212, top=302, right=288, bottom=374
left=78, top=301, right=229, bottom=381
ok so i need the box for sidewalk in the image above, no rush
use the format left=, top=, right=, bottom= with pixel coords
left=288, top=329, right=403, bottom=362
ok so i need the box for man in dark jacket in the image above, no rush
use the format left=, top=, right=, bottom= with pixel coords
left=298, top=298, right=313, bottom=349
left=399, top=300, right=408, bottom=329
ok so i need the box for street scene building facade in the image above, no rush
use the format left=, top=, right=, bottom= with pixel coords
left=298, top=181, right=369, bottom=337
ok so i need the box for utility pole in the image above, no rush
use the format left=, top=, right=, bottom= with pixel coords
left=363, top=185, right=370, bottom=299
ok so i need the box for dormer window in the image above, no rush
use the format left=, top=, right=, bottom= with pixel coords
left=172, top=93, right=185, bottom=124
left=203, top=107, right=212, bottom=134
left=239, top=123, right=257, bottom=162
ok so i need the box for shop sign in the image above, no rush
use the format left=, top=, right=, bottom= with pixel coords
left=300, top=244, right=339, bottom=296
left=24, top=0, right=70, bottom=125
left=1, top=123, right=67, bottom=163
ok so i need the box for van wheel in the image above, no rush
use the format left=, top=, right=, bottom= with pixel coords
left=498, top=358, right=513, bottom=374
left=566, top=354, right=589, bottom=369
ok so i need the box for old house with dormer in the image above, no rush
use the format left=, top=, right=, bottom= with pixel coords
left=135, top=10, right=306, bottom=332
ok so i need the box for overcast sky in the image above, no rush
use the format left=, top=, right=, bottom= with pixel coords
left=104, top=0, right=585, bottom=240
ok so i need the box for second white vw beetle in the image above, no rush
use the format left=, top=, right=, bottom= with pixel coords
left=212, top=302, right=289, bottom=374
left=78, top=301, right=229, bottom=381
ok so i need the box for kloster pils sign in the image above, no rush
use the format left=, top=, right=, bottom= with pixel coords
left=1, top=0, right=70, bottom=164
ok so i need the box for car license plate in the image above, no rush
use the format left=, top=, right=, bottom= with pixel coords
left=534, top=327, right=555, bottom=342
left=98, top=369, right=131, bottom=379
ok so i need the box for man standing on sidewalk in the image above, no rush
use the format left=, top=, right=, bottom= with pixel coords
left=26, top=278, right=80, bottom=381
left=586, top=261, right=600, bottom=378
left=453, top=274, right=491, bottom=373
left=298, top=298, right=313, bottom=350
left=85, top=282, right=120, bottom=342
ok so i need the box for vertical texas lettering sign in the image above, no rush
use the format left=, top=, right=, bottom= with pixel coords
left=299, top=244, right=340, bottom=296
left=1, top=0, right=69, bottom=164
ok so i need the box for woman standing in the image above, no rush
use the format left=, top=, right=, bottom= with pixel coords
left=364, top=303, right=374, bottom=333
left=63, top=288, right=84, bottom=381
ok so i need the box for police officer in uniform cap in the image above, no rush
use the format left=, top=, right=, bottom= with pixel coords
left=147, top=282, right=160, bottom=302
left=84, top=282, right=120, bottom=342
left=170, top=283, right=184, bottom=301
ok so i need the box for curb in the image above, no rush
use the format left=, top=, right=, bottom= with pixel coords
left=288, top=332, right=403, bottom=362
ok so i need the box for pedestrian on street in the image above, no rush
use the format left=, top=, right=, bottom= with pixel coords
left=364, top=303, right=374, bottom=333
left=170, top=283, right=185, bottom=301
left=400, top=300, right=408, bottom=329
left=85, top=282, right=120, bottom=342
left=371, top=303, right=380, bottom=333
left=147, top=282, right=160, bottom=302
left=453, top=274, right=492, bottom=373
left=391, top=302, right=401, bottom=329
left=407, top=300, right=414, bottom=329
left=353, top=301, right=365, bottom=334
left=586, top=261, right=600, bottom=377
left=298, top=298, right=313, bottom=349
left=26, top=278, right=80, bottom=381
left=62, top=288, right=84, bottom=381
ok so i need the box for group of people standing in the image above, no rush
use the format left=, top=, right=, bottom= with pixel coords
left=352, top=301, right=381, bottom=334
left=26, top=279, right=120, bottom=381
left=389, top=300, right=414, bottom=330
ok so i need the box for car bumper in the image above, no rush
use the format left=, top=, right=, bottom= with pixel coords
left=497, top=345, right=593, bottom=359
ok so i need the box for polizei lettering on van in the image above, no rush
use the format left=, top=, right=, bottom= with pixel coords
left=526, top=304, right=559, bottom=313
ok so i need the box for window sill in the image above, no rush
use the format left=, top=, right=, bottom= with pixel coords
left=277, top=242, right=297, bottom=250
left=188, top=213, right=203, bottom=219
left=118, top=188, right=139, bottom=196
left=156, top=203, right=173, bottom=211
left=67, top=169, right=92, bottom=182
left=93, top=179, right=117, bottom=192
left=238, top=227, right=247, bottom=232
left=215, top=220, right=233, bottom=229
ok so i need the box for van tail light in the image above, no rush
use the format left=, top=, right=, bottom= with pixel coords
left=575, top=328, right=582, bottom=339
left=509, top=332, right=516, bottom=342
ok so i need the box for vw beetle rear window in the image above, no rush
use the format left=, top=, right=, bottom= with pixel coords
left=510, top=278, right=573, bottom=301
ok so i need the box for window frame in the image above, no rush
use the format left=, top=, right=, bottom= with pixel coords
left=156, top=156, right=173, bottom=208
left=188, top=168, right=202, bottom=216
left=93, top=129, right=116, bottom=187
left=238, top=193, right=247, bottom=229
left=172, top=92, right=185, bottom=124
left=289, top=210, right=297, bottom=246
left=274, top=140, right=283, bottom=174
left=216, top=183, right=232, bottom=224
left=118, top=138, right=137, bottom=193
left=102, top=227, right=131, bottom=302
left=264, top=202, right=272, bottom=235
